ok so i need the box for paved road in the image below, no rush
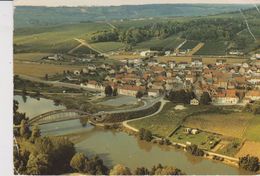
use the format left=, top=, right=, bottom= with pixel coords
left=122, top=99, right=169, bottom=132
left=18, top=74, right=100, bottom=92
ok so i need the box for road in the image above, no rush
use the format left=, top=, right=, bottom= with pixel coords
left=18, top=74, right=164, bottom=114
left=122, top=99, right=169, bottom=132
left=18, top=74, right=100, bottom=92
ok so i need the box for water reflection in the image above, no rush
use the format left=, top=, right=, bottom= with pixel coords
left=14, top=95, right=65, bottom=118
left=16, top=95, right=250, bottom=175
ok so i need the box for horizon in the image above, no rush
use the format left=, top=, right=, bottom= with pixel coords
left=14, top=0, right=260, bottom=7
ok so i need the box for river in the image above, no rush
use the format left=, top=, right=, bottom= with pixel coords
left=14, top=95, right=250, bottom=175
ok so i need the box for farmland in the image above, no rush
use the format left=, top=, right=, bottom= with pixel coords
left=183, top=112, right=255, bottom=138
left=128, top=102, right=212, bottom=137
left=194, top=41, right=228, bottom=56
left=179, top=40, right=199, bottom=50
left=14, top=62, right=85, bottom=78
left=134, top=35, right=184, bottom=50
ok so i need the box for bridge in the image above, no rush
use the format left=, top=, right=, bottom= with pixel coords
left=28, top=109, right=99, bottom=125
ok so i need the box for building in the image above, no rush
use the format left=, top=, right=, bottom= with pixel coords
left=190, top=98, right=199, bottom=105
left=245, top=90, right=260, bottom=101
left=118, top=85, right=145, bottom=97
left=212, top=89, right=239, bottom=105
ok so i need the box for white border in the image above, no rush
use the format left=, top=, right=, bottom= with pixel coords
left=0, top=1, right=13, bottom=175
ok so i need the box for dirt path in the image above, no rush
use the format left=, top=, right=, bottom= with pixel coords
left=74, top=38, right=107, bottom=56
left=122, top=99, right=169, bottom=132
left=68, top=43, right=84, bottom=54
left=187, top=42, right=204, bottom=56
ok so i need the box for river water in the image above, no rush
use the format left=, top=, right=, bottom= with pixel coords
left=14, top=95, right=250, bottom=175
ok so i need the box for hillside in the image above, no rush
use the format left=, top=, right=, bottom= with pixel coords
left=14, top=4, right=252, bottom=28
left=14, top=5, right=260, bottom=56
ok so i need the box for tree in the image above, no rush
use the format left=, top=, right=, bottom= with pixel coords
left=30, top=125, right=41, bottom=142
left=45, top=74, right=48, bottom=80
left=167, top=89, right=194, bottom=104
left=136, top=91, right=144, bottom=99
left=134, top=167, right=150, bottom=175
left=70, top=153, right=87, bottom=173
left=113, top=88, right=118, bottom=96
left=139, top=128, right=153, bottom=142
left=186, top=144, right=204, bottom=156
left=20, top=119, right=31, bottom=138
left=34, top=137, right=54, bottom=155
left=155, top=166, right=184, bottom=175
left=200, top=92, right=212, bottom=105
left=104, top=85, right=113, bottom=96
left=239, top=155, right=259, bottom=172
left=26, top=154, right=50, bottom=175
left=109, top=164, right=132, bottom=175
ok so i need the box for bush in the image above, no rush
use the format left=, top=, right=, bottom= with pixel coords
left=186, top=144, right=204, bottom=156
left=239, top=155, right=259, bottom=172
left=139, top=128, right=153, bottom=142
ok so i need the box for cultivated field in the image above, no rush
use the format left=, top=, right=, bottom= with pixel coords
left=236, top=141, right=260, bottom=159
left=244, top=115, right=260, bottom=142
left=156, top=56, right=247, bottom=64
left=14, top=53, right=51, bottom=62
left=128, top=103, right=210, bottom=137
left=194, top=41, right=228, bottom=56
left=14, top=62, right=85, bottom=78
left=134, top=35, right=184, bottom=50
left=184, top=112, right=255, bottom=138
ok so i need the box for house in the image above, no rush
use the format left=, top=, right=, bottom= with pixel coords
left=148, top=89, right=160, bottom=97
left=212, top=89, right=239, bottom=105
left=73, top=70, right=80, bottom=75
left=245, top=90, right=260, bottom=101
left=191, top=57, right=203, bottom=68
left=190, top=98, right=199, bottom=105
left=140, top=50, right=158, bottom=57
left=216, top=59, right=226, bottom=66
left=118, top=85, right=145, bottom=97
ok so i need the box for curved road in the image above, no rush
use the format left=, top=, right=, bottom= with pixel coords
left=122, top=99, right=169, bottom=132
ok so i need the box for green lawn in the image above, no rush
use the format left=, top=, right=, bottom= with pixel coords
left=245, top=115, right=260, bottom=142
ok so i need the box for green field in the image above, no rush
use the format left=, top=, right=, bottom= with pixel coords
left=128, top=103, right=211, bottom=137
left=184, top=112, right=255, bottom=139
left=194, top=41, right=228, bottom=55
left=180, top=40, right=199, bottom=50
left=245, top=116, right=260, bottom=142
left=134, top=35, right=184, bottom=50
left=170, top=127, right=221, bottom=150
left=14, top=22, right=111, bottom=53
left=91, top=42, right=125, bottom=53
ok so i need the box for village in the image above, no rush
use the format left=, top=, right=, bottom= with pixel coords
left=52, top=52, right=260, bottom=106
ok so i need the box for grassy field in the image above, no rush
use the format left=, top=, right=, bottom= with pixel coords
left=91, top=42, right=125, bottom=53
left=14, top=22, right=111, bottom=53
left=184, top=112, right=255, bottom=138
left=134, top=35, right=184, bottom=50
left=194, top=41, right=228, bottom=56
left=14, top=53, right=52, bottom=62
left=14, top=62, right=85, bottom=78
left=244, top=115, right=260, bottom=142
left=128, top=103, right=211, bottom=137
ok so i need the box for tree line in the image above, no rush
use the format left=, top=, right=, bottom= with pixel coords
left=90, top=18, right=245, bottom=46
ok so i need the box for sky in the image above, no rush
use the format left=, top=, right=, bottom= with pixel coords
left=14, top=0, right=260, bottom=7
